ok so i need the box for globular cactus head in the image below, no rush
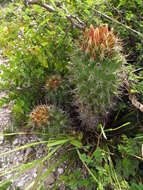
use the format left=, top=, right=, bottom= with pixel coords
left=70, top=24, right=126, bottom=130
left=29, top=105, right=51, bottom=127
left=29, top=104, right=69, bottom=134
left=44, top=74, right=71, bottom=107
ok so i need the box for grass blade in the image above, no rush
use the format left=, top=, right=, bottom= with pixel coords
left=0, top=141, right=48, bottom=157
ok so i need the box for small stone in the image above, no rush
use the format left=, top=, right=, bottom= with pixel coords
left=13, top=139, right=19, bottom=146
left=44, top=173, right=55, bottom=186
left=33, top=172, right=37, bottom=178
left=19, top=156, right=23, bottom=162
left=24, top=147, right=34, bottom=162
left=58, top=168, right=64, bottom=175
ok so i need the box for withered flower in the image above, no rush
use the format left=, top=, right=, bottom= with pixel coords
left=81, top=24, right=118, bottom=61
left=45, top=75, right=61, bottom=90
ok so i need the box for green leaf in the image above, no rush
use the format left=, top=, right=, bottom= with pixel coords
left=93, top=148, right=103, bottom=163
left=47, top=139, right=69, bottom=148
left=70, top=139, right=82, bottom=148
left=99, top=124, right=107, bottom=140
left=0, top=181, right=12, bottom=190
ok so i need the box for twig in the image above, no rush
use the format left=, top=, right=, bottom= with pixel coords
left=56, top=3, right=85, bottom=29
left=27, top=0, right=55, bottom=12
left=129, top=94, right=143, bottom=112
left=93, top=9, right=143, bottom=39
left=27, top=0, right=85, bottom=29
left=66, top=15, right=85, bottom=29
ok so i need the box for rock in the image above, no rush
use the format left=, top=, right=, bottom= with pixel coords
left=33, top=173, right=37, bottom=178
left=24, top=147, right=34, bottom=163
left=13, top=139, right=19, bottom=146
left=58, top=168, right=64, bottom=175
left=44, top=173, right=55, bottom=186
left=18, top=155, right=24, bottom=162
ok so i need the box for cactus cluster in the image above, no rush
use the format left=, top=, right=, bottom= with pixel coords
left=29, top=24, right=127, bottom=132
left=29, top=74, right=71, bottom=135
left=70, top=24, right=126, bottom=130
left=29, top=104, right=69, bottom=134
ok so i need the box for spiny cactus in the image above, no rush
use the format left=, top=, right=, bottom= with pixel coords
left=70, top=24, right=126, bottom=130
left=44, top=74, right=71, bottom=107
left=29, top=104, right=69, bottom=134
left=29, top=105, right=50, bottom=127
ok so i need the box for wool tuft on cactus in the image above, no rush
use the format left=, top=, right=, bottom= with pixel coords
left=70, top=24, right=126, bottom=130
left=29, top=104, right=69, bottom=134
left=44, top=74, right=71, bottom=107
left=45, top=75, right=61, bottom=91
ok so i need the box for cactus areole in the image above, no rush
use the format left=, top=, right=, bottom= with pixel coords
left=70, top=24, right=126, bottom=130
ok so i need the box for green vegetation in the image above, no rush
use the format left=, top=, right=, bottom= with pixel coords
left=0, top=0, right=143, bottom=189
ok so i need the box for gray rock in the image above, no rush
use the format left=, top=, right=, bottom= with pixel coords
left=58, top=168, right=64, bottom=175
left=44, top=173, right=55, bottom=186
left=13, top=139, right=19, bottom=146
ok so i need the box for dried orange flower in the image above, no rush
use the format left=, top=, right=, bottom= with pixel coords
left=30, top=105, right=50, bottom=127
left=81, top=24, right=118, bottom=61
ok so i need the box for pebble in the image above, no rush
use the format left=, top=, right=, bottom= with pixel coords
left=58, top=167, right=64, bottom=175
left=13, top=138, right=19, bottom=146
left=44, top=173, right=55, bottom=186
